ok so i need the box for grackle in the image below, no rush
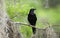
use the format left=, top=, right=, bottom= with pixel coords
left=27, top=8, right=37, bottom=34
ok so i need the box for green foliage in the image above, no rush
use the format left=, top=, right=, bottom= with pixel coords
left=6, top=0, right=60, bottom=38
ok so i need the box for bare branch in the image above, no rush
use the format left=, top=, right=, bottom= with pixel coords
left=11, top=22, right=60, bottom=30
left=11, top=22, right=49, bottom=30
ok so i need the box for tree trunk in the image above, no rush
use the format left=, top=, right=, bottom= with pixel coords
left=0, top=0, right=23, bottom=38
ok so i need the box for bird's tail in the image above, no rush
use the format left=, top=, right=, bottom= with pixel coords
left=32, top=26, right=36, bottom=34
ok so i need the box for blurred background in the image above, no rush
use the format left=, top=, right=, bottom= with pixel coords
left=5, top=0, right=60, bottom=38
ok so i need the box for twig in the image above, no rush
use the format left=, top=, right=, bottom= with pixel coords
left=11, top=22, right=60, bottom=30
left=11, top=22, right=46, bottom=30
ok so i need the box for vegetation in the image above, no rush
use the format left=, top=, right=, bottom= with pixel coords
left=6, top=0, right=60, bottom=38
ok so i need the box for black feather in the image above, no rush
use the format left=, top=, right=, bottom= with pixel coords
left=28, top=8, right=37, bottom=34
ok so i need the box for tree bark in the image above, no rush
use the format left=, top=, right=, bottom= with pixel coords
left=0, top=0, right=23, bottom=38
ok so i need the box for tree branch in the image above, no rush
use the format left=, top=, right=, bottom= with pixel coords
left=11, top=22, right=46, bottom=30
left=11, top=22, right=60, bottom=30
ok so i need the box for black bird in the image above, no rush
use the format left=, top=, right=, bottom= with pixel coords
left=28, top=8, right=37, bottom=34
